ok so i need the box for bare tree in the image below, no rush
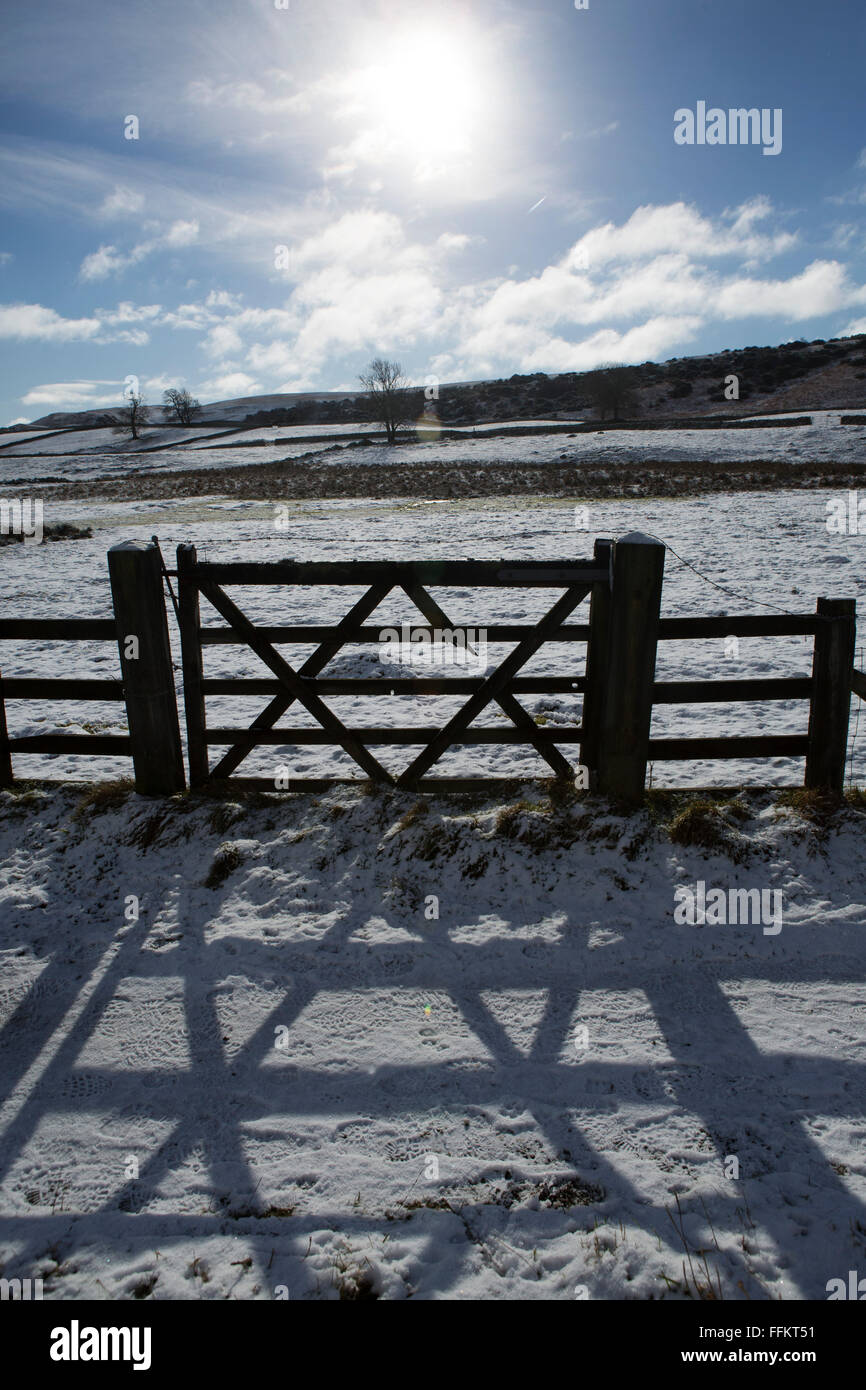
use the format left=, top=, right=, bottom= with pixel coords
left=163, top=386, right=201, bottom=426
left=582, top=363, right=640, bottom=422
left=358, top=358, right=413, bottom=444
left=113, top=394, right=150, bottom=441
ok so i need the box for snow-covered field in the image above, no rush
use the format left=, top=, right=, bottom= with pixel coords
left=0, top=783, right=864, bottom=1299
left=0, top=441, right=342, bottom=485
left=1, top=412, right=864, bottom=487
left=0, top=429, right=76, bottom=448
left=189, top=420, right=586, bottom=448
left=1, top=445, right=865, bottom=1303
left=1, top=491, right=864, bottom=788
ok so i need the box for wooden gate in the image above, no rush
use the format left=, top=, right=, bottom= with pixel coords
left=175, top=540, right=614, bottom=791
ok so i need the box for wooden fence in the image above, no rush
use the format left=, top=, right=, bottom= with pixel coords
left=0, top=536, right=862, bottom=801
left=0, top=542, right=184, bottom=795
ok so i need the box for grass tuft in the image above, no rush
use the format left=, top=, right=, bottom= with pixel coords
left=72, top=780, right=134, bottom=821
left=204, top=842, right=244, bottom=889
left=667, top=798, right=732, bottom=851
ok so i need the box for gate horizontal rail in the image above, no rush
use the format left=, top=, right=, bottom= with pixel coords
left=0, top=619, right=131, bottom=788
left=0, top=538, right=859, bottom=798
left=177, top=543, right=612, bottom=791
left=199, top=623, right=591, bottom=645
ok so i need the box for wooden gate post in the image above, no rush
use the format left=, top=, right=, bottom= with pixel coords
left=0, top=671, right=12, bottom=788
left=108, top=541, right=185, bottom=795
left=177, top=544, right=208, bottom=786
left=580, top=537, right=613, bottom=785
left=594, top=533, right=665, bottom=803
left=805, top=597, right=856, bottom=794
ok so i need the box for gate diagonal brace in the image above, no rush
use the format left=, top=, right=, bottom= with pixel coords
left=399, top=580, right=575, bottom=781
left=397, top=582, right=592, bottom=787
left=199, top=579, right=394, bottom=784
left=208, top=580, right=393, bottom=781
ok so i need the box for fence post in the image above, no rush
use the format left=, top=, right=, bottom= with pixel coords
left=594, top=533, right=665, bottom=804
left=0, top=672, right=12, bottom=787
left=177, top=544, right=209, bottom=787
left=580, top=537, right=613, bottom=786
left=108, top=541, right=185, bottom=795
left=805, top=597, right=855, bottom=794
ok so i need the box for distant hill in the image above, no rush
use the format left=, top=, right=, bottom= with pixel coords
left=10, top=332, right=866, bottom=433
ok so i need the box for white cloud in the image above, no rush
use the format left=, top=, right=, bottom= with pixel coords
left=79, top=219, right=199, bottom=280
left=163, top=219, right=199, bottom=248
left=422, top=205, right=866, bottom=380
left=195, top=371, right=261, bottom=399
left=96, top=301, right=162, bottom=325
left=186, top=78, right=307, bottom=117
left=714, top=260, right=864, bottom=321
left=202, top=322, right=244, bottom=359
left=99, top=185, right=145, bottom=218
left=142, top=374, right=178, bottom=395
left=79, top=244, right=137, bottom=280
left=567, top=201, right=796, bottom=272
left=0, top=303, right=101, bottom=341
left=206, top=289, right=243, bottom=310
left=21, top=379, right=126, bottom=408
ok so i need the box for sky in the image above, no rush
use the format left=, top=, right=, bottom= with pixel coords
left=0, top=0, right=864, bottom=424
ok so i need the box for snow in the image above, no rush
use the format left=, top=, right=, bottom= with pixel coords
left=1, top=445, right=865, bottom=1302
left=1, top=491, right=864, bottom=789
left=0, top=782, right=864, bottom=1299
left=0, top=430, right=74, bottom=448
left=0, top=427, right=232, bottom=458
left=1, top=413, right=863, bottom=488
left=191, top=423, right=384, bottom=446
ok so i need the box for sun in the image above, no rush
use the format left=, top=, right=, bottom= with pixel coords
left=352, top=27, right=484, bottom=164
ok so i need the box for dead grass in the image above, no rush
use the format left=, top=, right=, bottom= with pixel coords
left=776, top=788, right=844, bottom=824
left=204, top=842, right=244, bottom=889
left=0, top=784, right=48, bottom=817
left=72, top=779, right=134, bottom=821
left=667, top=798, right=735, bottom=851
left=394, top=801, right=428, bottom=833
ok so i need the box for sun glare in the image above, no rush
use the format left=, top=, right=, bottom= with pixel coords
left=357, top=28, right=484, bottom=164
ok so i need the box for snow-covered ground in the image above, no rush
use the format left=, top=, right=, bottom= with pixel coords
left=2, top=447, right=865, bottom=1303
left=0, top=441, right=342, bottom=485
left=1, top=491, right=864, bottom=788
left=1, top=412, right=864, bottom=486
left=0, top=429, right=77, bottom=448
left=189, top=420, right=586, bottom=448
left=0, top=426, right=233, bottom=458
left=0, top=783, right=864, bottom=1299
left=189, top=422, right=383, bottom=447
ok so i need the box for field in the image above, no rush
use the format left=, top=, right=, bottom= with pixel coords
left=1, top=422, right=865, bottom=1301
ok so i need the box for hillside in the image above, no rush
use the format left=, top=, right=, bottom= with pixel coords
left=9, top=333, right=866, bottom=435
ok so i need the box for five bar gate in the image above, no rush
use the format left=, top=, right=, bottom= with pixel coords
left=0, top=535, right=861, bottom=800
left=175, top=540, right=614, bottom=793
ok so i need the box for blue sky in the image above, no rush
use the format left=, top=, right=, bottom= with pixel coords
left=0, top=0, right=864, bottom=423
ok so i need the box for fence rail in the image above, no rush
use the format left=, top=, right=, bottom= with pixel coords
left=0, top=621, right=130, bottom=787
left=0, top=535, right=861, bottom=801
left=176, top=542, right=611, bottom=791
